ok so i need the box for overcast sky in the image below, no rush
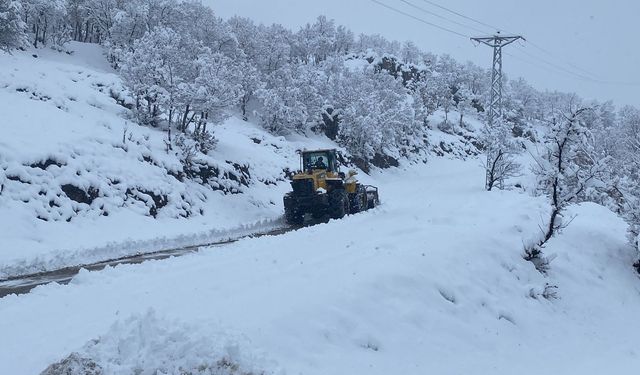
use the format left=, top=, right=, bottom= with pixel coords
left=206, top=0, right=640, bottom=108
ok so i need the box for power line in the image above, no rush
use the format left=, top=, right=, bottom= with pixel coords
left=416, top=0, right=618, bottom=83
left=369, top=0, right=470, bottom=39
left=504, top=51, right=601, bottom=84
left=507, top=49, right=640, bottom=87
left=417, top=0, right=507, bottom=33
left=373, top=0, right=640, bottom=87
left=511, top=46, right=598, bottom=82
left=517, top=40, right=603, bottom=81
left=415, top=0, right=640, bottom=86
left=398, top=0, right=487, bottom=34
left=516, top=39, right=640, bottom=86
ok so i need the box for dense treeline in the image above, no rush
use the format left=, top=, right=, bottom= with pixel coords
left=3, top=0, right=481, bottom=163
left=1, top=0, right=640, bottom=263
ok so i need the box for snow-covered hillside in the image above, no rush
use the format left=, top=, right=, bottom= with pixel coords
left=1, top=158, right=638, bottom=375
left=0, top=43, right=352, bottom=277
left=0, top=43, right=482, bottom=278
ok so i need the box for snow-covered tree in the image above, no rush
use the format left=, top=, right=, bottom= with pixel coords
left=409, top=75, right=437, bottom=118
left=108, top=1, right=148, bottom=47
left=455, top=86, right=476, bottom=129
left=0, top=0, right=27, bottom=51
left=295, top=15, right=337, bottom=64
left=255, top=24, right=292, bottom=75
left=526, top=107, right=608, bottom=270
left=120, top=27, right=189, bottom=127
left=333, top=66, right=414, bottom=161
left=236, top=58, right=262, bottom=120
left=179, top=2, right=238, bottom=57
left=256, top=63, right=322, bottom=134
left=505, top=77, right=540, bottom=121
left=482, top=120, right=521, bottom=191
left=400, top=40, right=421, bottom=64
left=227, top=16, right=259, bottom=61
left=257, top=85, right=307, bottom=135
left=334, top=24, right=353, bottom=55
left=431, top=54, right=462, bottom=128
left=613, top=105, right=640, bottom=266
left=356, top=33, right=398, bottom=56
left=65, top=0, right=87, bottom=42
left=191, top=49, right=244, bottom=128
left=433, top=73, right=455, bottom=128
left=22, top=0, right=69, bottom=48
left=79, top=0, right=117, bottom=43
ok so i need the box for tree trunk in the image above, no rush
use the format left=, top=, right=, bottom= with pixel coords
left=84, top=21, right=90, bottom=43
left=42, top=17, right=48, bottom=46
left=486, top=149, right=503, bottom=191
left=241, top=97, right=248, bottom=120
left=152, top=105, right=159, bottom=127
left=33, top=22, right=39, bottom=48
left=180, top=104, right=190, bottom=132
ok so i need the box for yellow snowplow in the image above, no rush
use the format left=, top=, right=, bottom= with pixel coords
left=283, top=149, right=379, bottom=225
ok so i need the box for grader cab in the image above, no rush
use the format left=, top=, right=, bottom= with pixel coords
left=283, top=149, right=379, bottom=225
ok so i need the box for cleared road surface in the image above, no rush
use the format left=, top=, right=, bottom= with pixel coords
left=0, top=226, right=292, bottom=298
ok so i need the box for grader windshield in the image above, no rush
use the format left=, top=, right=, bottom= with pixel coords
left=302, top=150, right=338, bottom=172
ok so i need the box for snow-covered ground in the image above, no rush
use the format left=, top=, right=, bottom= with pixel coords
left=1, top=158, right=638, bottom=375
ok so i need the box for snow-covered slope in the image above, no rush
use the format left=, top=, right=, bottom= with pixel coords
left=0, top=43, right=363, bottom=277
left=1, top=158, right=638, bottom=375
left=0, top=43, right=480, bottom=278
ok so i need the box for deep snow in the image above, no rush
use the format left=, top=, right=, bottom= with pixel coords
left=1, top=158, right=639, bottom=375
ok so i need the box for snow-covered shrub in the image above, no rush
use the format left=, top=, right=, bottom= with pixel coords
left=192, top=128, right=218, bottom=155
left=528, top=283, right=559, bottom=300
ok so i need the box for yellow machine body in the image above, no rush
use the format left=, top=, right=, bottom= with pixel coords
left=283, top=148, right=378, bottom=225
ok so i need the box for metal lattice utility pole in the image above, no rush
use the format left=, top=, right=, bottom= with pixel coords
left=472, top=33, right=524, bottom=190
left=471, top=34, right=524, bottom=128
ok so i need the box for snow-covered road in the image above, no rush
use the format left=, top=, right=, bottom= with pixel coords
left=1, top=158, right=639, bottom=375
left=0, top=225, right=295, bottom=297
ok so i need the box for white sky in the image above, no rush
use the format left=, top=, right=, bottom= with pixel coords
left=206, top=0, right=640, bottom=108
